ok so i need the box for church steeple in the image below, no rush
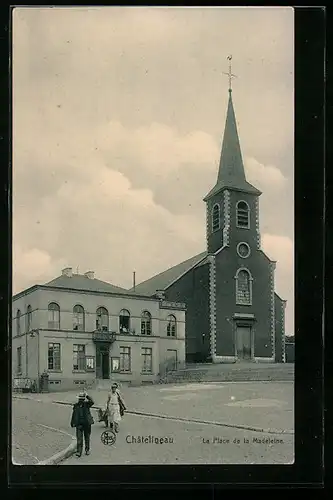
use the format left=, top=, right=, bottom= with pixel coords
left=204, top=73, right=261, bottom=201
left=217, top=89, right=247, bottom=186
left=204, top=59, right=263, bottom=255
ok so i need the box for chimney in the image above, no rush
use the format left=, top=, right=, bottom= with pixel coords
left=133, top=271, right=136, bottom=292
left=84, top=271, right=94, bottom=279
left=62, top=267, right=73, bottom=277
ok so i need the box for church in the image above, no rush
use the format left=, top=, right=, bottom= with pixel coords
left=131, top=85, right=287, bottom=365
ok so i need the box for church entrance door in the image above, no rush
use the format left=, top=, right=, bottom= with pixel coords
left=236, top=326, right=252, bottom=361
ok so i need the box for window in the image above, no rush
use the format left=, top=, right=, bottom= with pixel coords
left=236, top=201, right=250, bottom=228
left=17, top=347, right=22, bottom=374
left=111, top=357, right=120, bottom=372
left=119, top=346, right=131, bottom=372
left=141, top=347, right=152, bottom=373
left=16, top=310, right=21, bottom=336
left=48, top=303, right=60, bottom=330
left=26, top=305, right=32, bottom=332
left=48, top=342, right=61, bottom=370
left=141, top=311, right=152, bottom=335
left=237, top=242, right=251, bottom=259
left=236, top=269, right=252, bottom=305
left=96, top=307, right=109, bottom=332
left=73, top=344, right=86, bottom=371
left=73, top=305, right=85, bottom=331
left=166, top=315, right=177, bottom=337
left=212, top=204, right=220, bottom=232
left=86, top=356, right=95, bottom=371
left=119, top=309, right=130, bottom=333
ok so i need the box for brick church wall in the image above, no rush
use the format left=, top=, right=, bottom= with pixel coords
left=214, top=247, right=273, bottom=359
left=165, top=263, right=210, bottom=362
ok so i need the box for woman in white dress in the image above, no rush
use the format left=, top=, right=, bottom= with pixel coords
left=106, top=383, right=126, bottom=432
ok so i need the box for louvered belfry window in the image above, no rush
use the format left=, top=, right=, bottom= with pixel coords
left=236, top=201, right=250, bottom=228
left=212, top=204, right=220, bottom=231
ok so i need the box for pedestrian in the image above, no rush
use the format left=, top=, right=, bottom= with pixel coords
left=70, top=391, right=95, bottom=457
left=105, top=383, right=126, bottom=433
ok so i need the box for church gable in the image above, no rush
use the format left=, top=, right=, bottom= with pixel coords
left=130, top=251, right=207, bottom=296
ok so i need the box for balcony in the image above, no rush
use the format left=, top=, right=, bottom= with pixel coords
left=92, top=331, right=116, bottom=343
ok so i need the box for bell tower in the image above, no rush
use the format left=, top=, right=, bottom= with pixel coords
left=204, top=57, right=261, bottom=254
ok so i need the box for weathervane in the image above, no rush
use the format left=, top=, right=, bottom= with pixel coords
left=223, top=55, right=237, bottom=92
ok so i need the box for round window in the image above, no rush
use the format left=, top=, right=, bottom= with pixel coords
left=237, top=242, right=251, bottom=258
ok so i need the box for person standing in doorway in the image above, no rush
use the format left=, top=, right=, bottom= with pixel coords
left=71, top=391, right=95, bottom=457
left=106, top=383, right=126, bottom=433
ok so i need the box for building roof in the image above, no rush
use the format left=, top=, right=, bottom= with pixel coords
left=204, top=90, right=261, bottom=201
left=45, top=274, right=130, bottom=295
left=129, top=251, right=208, bottom=296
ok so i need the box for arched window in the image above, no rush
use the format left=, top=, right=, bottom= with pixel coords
left=141, top=311, right=152, bottom=335
left=235, top=269, right=252, bottom=305
left=96, top=307, right=109, bottom=332
left=26, top=305, right=32, bottom=332
left=119, top=309, right=130, bottom=333
left=73, top=305, right=85, bottom=331
left=16, top=310, right=21, bottom=336
left=166, top=315, right=177, bottom=337
left=236, top=201, right=250, bottom=228
left=48, top=302, right=60, bottom=329
left=212, top=204, right=220, bottom=232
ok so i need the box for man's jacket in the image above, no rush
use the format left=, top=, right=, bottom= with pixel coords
left=71, top=395, right=95, bottom=427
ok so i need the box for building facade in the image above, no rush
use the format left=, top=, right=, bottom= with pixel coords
left=130, top=88, right=287, bottom=364
left=12, top=268, right=185, bottom=390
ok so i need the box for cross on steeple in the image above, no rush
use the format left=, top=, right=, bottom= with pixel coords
left=203, top=57, right=261, bottom=202
left=223, top=55, right=237, bottom=92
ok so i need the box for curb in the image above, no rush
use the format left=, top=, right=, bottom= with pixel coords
left=13, top=395, right=294, bottom=436
left=127, top=410, right=294, bottom=435
left=37, top=437, right=77, bottom=465
left=52, top=399, right=294, bottom=436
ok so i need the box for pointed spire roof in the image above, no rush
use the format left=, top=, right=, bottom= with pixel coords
left=204, top=89, right=261, bottom=201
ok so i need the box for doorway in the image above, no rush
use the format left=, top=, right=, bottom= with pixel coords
left=166, top=349, right=178, bottom=371
left=96, top=344, right=110, bottom=379
left=236, top=325, right=252, bottom=361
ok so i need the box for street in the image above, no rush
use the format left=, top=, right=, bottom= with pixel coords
left=12, top=381, right=294, bottom=465
left=12, top=399, right=73, bottom=464
left=62, top=412, right=294, bottom=465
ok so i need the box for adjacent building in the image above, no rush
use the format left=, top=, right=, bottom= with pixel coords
left=12, top=268, right=185, bottom=390
left=130, top=87, right=287, bottom=364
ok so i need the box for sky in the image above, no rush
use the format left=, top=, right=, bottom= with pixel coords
left=12, top=6, right=294, bottom=334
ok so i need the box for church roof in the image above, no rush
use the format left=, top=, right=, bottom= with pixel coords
left=204, top=89, right=261, bottom=201
left=45, top=274, right=130, bottom=295
left=129, top=251, right=208, bottom=296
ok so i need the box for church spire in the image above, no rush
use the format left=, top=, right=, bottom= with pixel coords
left=204, top=58, right=261, bottom=201
left=216, top=87, right=247, bottom=187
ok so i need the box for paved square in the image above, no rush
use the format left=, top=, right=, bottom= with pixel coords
left=12, top=381, right=294, bottom=465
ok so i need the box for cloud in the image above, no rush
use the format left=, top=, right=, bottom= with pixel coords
left=13, top=246, right=66, bottom=294
left=245, top=157, right=287, bottom=190
left=12, top=6, right=294, bottom=337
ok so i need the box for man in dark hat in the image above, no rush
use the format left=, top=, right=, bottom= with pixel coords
left=70, top=391, right=94, bottom=457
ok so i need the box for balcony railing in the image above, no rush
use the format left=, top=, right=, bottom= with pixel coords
left=92, top=330, right=116, bottom=343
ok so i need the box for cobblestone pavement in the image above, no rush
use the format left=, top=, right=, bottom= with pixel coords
left=61, top=412, right=294, bottom=465
left=15, top=381, right=294, bottom=433
left=12, top=382, right=294, bottom=465
left=12, top=399, right=74, bottom=464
